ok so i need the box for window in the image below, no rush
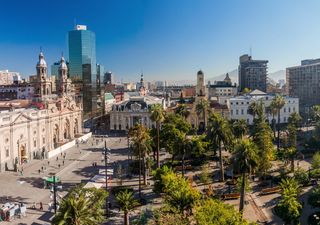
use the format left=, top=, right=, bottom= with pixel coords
left=288, top=107, right=291, bottom=113
left=236, top=102, right=238, bottom=105
left=293, top=107, right=296, bottom=112
left=241, top=109, right=244, bottom=115
left=34, top=140, right=36, bottom=148
left=231, top=110, right=233, bottom=115
left=5, top=148, right=9, bottom=157
left=247, top=118, right=249, bottom=123
left=236, top=109, right=239, bottom=115
left=284, top=108, right=286, bottom=113
left=284, top=117, right=287, bottom=122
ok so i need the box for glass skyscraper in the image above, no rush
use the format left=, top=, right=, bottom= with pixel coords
left=68, top=25, right=97, bottom=116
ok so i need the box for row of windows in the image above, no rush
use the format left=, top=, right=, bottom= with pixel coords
left=231, top=107, right=296, bottom=115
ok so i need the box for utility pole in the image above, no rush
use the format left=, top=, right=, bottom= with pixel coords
left=53, top=175, right=57, bottom=214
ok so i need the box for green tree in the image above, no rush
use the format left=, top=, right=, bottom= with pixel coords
left=288, top=112, right=302, bottom=128
left=272, top=95, right=285, bottom=151
left=275, top=178, right=302, bottom=225
left=175, top=104, right=190, bottom=119
left=52, top=186, right=107, bottom=225
left=207, top=113, right=233, bottom=181
left=312, top=152, right=320, bottom=170
left=196, top=99, right=210, bottom=131
left=231, top=119, right=248, bottom=139
left=116, top=190, right=139, bottom=225
left=149, top=104, right=165, bottom=168
left=129, top=124, right=152, bottom=197
left=294, top=168, right=309, bottom=186
left=252, top=116, right=274, bottom=179
left=152, top=165, right=174, bottom=194
left=268, top=101, right=278, bottom=138
left=233, top=139, right=258, bottom=214
left=308, top=186, right=320, bottom=208
left=283, top=147, right=297, bottom=172
left=162, top=170, right=201, bottom=213
left=193, top=199, right=250, bottom=225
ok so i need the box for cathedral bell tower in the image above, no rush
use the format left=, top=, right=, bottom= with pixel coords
left=36, top=50, right=51, bottom=97
left=58, top=55, right=70, bottom=96
left=196, top=70, right=206, bottom=97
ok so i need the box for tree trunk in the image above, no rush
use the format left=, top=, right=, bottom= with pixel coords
left=157, top=123, right=160, bottom=168
left=291, top=157, right=295, bottom=172
left=124, top=211, right=129, bottom=225
left=139, top=147, right=142, bottom=198
left=203, top=109, right=206, bottom=131
left=219, top=141, right=224, bottom=182
left=182, top=147, right=185, bottom=177
left=277, top=111, right=281, bottom=151
left=272, top=117, right=276, bottom=138
left=239, top=172, right=246, bottom=214
left=143, top=157, right=147, bottom=185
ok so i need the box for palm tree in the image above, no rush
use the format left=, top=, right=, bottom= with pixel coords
left=196, top=99, right=209, bottom=131
left=231, top=119, right=248, bottom=139
left=269, top=101, right=278, bottom=138
left=175, top=104, right=190, bottom=119
left=288, top=112, right=302, bottom=128
left=207, top=113, right=233, bottom=181
left=129, top=124, right=152, bottom=197
left=116, top=190, right=138, bottom=225
left=149, top=104, right=165, bottom=168
left=52, top=187, right=107, bottom=225
left=234, top=139, right=258, bottom=214
left=272, top=95, right=285, bottom=151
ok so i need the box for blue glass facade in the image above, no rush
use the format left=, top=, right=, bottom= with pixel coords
left=68, top=28, right=97, bottom=115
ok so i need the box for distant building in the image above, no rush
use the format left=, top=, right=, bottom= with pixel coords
left=229, top=90, right=299, bottom=124
left=68, top=25, right=97, bottom=116
left=103, top=92, right=116, bottom=114
left=104, top=71, right=114, bottom=84
left=51, top=60, right=69, bottom=77
left=286, top=59, right=320, bottom=115
left=0, top=70, right=22, bottom=85
left=208, top=73, right=237, bottom=99
left=0, top=84, right=34, bottom=100
left=110, top=95, right=165, bottom=131
left=238, top=54, right=268, bottom=92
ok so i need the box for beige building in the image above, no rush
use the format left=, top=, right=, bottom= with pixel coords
left=0, top=51, right=82, bottom=172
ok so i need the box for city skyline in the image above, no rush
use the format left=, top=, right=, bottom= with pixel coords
left=1, top=0, right=320, bottom=81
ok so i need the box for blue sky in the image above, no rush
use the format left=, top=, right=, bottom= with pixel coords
left=1, top=0, right=320, bottom=82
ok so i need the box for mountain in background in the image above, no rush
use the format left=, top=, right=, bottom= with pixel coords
left=207, top=69, right=285, bottom=85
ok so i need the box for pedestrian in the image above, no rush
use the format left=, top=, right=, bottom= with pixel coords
left=41, top=166, right=43, bottom=172
left=32, top=202, right=36, bottom=209
left=56, top=156, right=58, bottom=161
left=58, top=164, right=61, bottom=169
left=38, top=169, right=41, bottom=175
left=48, top=161, right=50, bottom=166
left=62, top=160, right=64, bottom=166
left=39, top=202, right=43, bottom=210
left=20, top=170, right=23, bottom=176
left=60, top=152, right=63, bottom=156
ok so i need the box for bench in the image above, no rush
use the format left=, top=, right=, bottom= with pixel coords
left=221, top=193, right=240, bottom=200
left=175, top=165, right=193, bottom=171
left=260, top=187, right=281, bottom=195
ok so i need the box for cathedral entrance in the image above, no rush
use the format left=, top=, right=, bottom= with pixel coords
left=20, top=145, right=27, bottom=164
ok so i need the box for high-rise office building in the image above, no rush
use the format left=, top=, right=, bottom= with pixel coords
left=68, top=25, right=97, bottom=116
left=238, top=54, right=268, bottom=92
left=286, top=59, right=320, bottom=115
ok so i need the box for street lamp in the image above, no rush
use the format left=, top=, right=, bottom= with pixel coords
left=104, top=140, right=111, bottom=217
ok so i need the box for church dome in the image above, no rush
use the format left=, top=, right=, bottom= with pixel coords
left=37, top=51, right=47, bottom=67
left=197, top=70, right=203, bottom=75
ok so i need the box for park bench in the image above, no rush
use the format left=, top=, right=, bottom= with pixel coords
left=221, top=193, right=240, bottom=200
left=260, top=186, right=281, bottom=195
left=175, top=165, right=193, bottom=171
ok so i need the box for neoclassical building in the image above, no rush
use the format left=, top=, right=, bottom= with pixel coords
left=0, top=51, right=82, bottom=172
left=110, top=76, right=165, bottom=131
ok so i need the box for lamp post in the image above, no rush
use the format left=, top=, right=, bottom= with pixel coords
left=104, top=140, right=110, bottom=217
left=53, top=174, right=57, bottom=214
left=17, top=140, right=20, bottom=171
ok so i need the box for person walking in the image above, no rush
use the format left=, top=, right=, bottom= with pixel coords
left=48, top=161, right=50, bottom=166
left=62, top=160, right=64, bottom=166
left=39, top=202, right=43, bottom=211
left=38, top=169, right=41, bottom=175
left=58, top=164, right=61, bottom=169
left=56, top=156, right=58, bottom=161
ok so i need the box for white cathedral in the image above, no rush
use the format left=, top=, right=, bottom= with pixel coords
left=0, top=51, right=83, bottom=172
